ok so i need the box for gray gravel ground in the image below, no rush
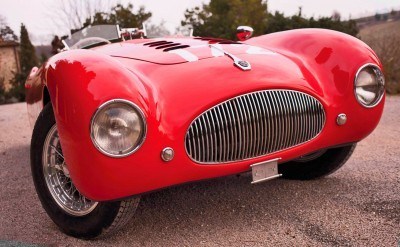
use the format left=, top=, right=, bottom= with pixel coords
left=0, top=97, right=399, bottom=247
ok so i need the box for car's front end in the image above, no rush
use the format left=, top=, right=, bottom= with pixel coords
left=26, top=27, right=385, bottom=238
left=25, top=29, right=384, bottom=201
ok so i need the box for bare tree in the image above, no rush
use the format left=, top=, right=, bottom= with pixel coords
left=0, top=15, right=6, bottom=28
left=46, top=0, right=116, bottom=35
left=146, top=21, right=171, bottom=38
left=332, top=10, right=341, bottom=21
left=0, top=15, right=18, bottom=41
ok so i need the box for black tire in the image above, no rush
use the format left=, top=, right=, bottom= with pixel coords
left=30, top=103, right=140, bottom=239
left=278, top=144, right=357, bottom=180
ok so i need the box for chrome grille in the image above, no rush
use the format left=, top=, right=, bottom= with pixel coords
left=185, top=90, right=325, bottom=164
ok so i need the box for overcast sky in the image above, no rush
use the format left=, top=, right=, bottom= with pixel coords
left=1, top=0, right=399, bottom=45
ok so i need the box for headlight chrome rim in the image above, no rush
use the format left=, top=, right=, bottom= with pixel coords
left=90, top=99, right=147, bottom=158
left=354, top=63, right=385, bottom=108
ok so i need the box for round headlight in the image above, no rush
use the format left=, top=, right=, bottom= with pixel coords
left=354, top=64, right=385, bottom=107
left=90, top=99, right=146, bottom=157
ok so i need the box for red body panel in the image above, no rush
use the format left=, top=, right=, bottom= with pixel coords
left=95, top=38, right=273, bottom=64
left=26, top=29, right=384, bottom=201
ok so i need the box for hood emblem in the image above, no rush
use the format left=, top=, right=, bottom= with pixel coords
left=209, top=44, right=251, bottom=71
left=237, top=60, right=250, bottom=68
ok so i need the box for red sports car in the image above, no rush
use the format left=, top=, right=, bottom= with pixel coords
left=26, top=25, right=385, bottom=238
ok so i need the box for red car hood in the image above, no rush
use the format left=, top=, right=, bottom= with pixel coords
left=94, top=38, right=276, bottom=64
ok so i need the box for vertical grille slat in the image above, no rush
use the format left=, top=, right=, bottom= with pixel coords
left=310, top=95, right=316, bottom=138
left=262, top=91, right=272, bottom=154
left=201, top=115, right=209, bottom=162
left=292, top=92, right=300, bottom=145
left=219, top=104, right=229, bottom=162
left=210, top=109, right=221, bottom=162
left=280, top=91, right=289, bottom=150
left=282, top=91, right=290, bottom=150
left=199, top=118, right=206, bottom=162
left=306, top=94, right=314, bottom=141
left=283, top=91, right=292, bottom=150
left=298, top=93, right=307, bottom=143
left=251, top=94, right=262, bottom=157
left=185, top=90, right=326, bottom=164
left=253, top=93, right=264, bottom=157
left=276, top=91, right=285, bottom=150
left=294, top=92, right=303, bottom=144
left=232, top=100, right=243, bottom=160
left=204, top=112, right=212, bottom=162
left=244, top=97, right=252, bottom=159
left=270, top=91, right=280, bottom=151
left=237, top=97, right=249, bottom=159
left=193, top=121, right=200, bottom=162
left=226, top=102, right=236, bottom=161
left=246, top=95, right=256, bottom=158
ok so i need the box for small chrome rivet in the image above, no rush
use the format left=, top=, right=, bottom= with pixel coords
left=336, top=113, right=347, bottom=125
left=161, top=147, right=174, bottom=162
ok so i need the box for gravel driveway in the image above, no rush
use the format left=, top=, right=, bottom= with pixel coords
left=0, top=97, right=399, bottom=246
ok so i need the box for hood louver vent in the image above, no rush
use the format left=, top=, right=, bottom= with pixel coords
left=144, top=41, right=171, bottom=47
left=143, top=38, right=241, bottom=52
left=143, top=41, right=190, bottom=52
left=163, top=45, right=190, bottom=52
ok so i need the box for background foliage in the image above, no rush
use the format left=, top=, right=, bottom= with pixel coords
left=359, top=20, right=400, bottom=94
left=10, top=24, right=39, bottom=102
left=182, top=0, right=358, bottom=38
left=75, top=3, right=152, bottom=34
left=181, top=0, right=268, bottom=40
left=0, top=16, right=18, bottom=42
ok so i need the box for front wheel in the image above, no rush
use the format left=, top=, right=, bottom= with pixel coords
left=30, top=103, right=140, bottom=239
left=278, top=144, right=357, bottom=180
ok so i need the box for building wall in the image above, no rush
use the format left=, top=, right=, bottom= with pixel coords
left=0, top=45, right=19, bottom=91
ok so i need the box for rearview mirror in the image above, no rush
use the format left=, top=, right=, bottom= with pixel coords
left=236, top=26, right=254, bottom=41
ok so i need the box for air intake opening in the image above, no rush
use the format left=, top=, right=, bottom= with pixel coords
left=185, top=90, right=326, bottom=164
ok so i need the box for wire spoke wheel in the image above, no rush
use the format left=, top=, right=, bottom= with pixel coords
left=32, top=103, right=140, bottom=238
left=42, top=125, right=98, bottom=216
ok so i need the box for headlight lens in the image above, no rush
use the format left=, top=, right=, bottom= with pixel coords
left=91, top=100, right=146, bottom=157
left=354, top=64, right=385, bottom=107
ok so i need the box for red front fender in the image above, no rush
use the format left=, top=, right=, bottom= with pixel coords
left=45, top=50, right=152, bottom=200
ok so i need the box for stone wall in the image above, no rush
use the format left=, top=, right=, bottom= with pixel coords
left=0, top=42, right=20, bottom=91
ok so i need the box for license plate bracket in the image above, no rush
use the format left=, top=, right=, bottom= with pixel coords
left=251, top=158, right=282, bottom=184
